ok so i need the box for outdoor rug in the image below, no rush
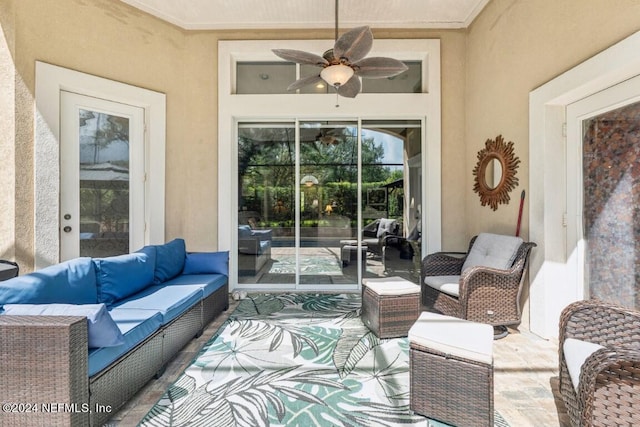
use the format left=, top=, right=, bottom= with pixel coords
left=140, top=293, right=509, bottom=427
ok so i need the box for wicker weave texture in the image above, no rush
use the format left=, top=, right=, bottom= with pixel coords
left=361, top=284, right=420, bottom=339
left=0, top=316, right=89, bottom=427
left=410, top=342, right=493, bottom=427
left=202, top=283, right=230, bottom=325
left=421, top=239, right=536, bottom=327
left=558, top=299, right=640, bottom=427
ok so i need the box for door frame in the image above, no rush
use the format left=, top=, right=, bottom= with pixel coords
left=34, top=61, right=166, bottom=269
left=218, top=39, right=442, bottom=290
left=529, top=30, right=640, bottom=338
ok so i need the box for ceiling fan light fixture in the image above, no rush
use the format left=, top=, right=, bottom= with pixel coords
left=320, top=64, right=354, bottom=87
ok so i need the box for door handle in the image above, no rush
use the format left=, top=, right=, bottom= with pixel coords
left=63, top=226, right=72, bottom=233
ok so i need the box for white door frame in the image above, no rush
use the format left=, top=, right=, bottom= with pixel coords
left=217, top=39, right=442, bottom=290
left=35, top=62, right=166, bottom=269
left=529, top=30, right=640, bottom=338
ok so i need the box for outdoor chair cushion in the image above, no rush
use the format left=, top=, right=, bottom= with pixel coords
left=112, top=284, right=202, bottom=325
left=152, top=238, right=186, bottom=284
left=93, top=252, right=154, bottom=305
left=162, top=273, right=228, bottom=299
left=422, top=275, right=460, bottom=297
left=182, top=251, right=229, bottom=276
left=0, top=257, right=98, bottom=305
left=89, top=307, right=164, bottom=376
left=461, top=233, right=523, bottom=273
left=563, top=337, right=604, bottom=391
left=2, top=303, right=124, bottom=348
left=377, top=218, right=397, bottom=238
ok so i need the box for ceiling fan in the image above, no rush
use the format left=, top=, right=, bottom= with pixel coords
left=272, top=0, right=408, bottom=99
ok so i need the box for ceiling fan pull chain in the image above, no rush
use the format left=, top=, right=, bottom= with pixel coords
left=335, top=89, right=340, bottom=108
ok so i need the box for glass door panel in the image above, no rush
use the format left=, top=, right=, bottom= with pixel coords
left=582, top=101, right=640, bottom=309
left=236, top=119, right=422, bottom=288
left=299, top=121, right=358, bottom=285
left=238, top=123, right=296, bottom=285
left=361, top=120, right=422, bottom=281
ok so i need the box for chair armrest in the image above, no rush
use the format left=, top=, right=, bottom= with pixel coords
left=559, top=299, right=640, bottom=349
left=577, top=346, right=640, bottom=424
left=421, top=252, right=466, bottom=276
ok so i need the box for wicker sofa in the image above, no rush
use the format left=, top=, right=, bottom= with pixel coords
left=0, top=238, right=229, bottom=427
left=558, top=299, right=640, bottom=427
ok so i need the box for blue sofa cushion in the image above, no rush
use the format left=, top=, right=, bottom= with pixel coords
left=182, top=251, right=229, bottom=276
left=163, top=273, right=228, bottom=298
left=0, top=257, right=97, bottom=305
left=2, top=303, right=124, bottom=348
left=112, top=284, right=203, bottom=325
left=153, top=238, right=186, bottom=284
left=89, top=307, right=163, bottom=376
left=93, top=253, right=154, bottom=306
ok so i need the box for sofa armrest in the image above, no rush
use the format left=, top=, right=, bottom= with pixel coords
left=0, top=315, right=90, bottom=426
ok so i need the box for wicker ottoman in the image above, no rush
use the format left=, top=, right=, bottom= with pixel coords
left=408, top=312, right=494, bottom=427
left=361, top=276, right=420, bottom=338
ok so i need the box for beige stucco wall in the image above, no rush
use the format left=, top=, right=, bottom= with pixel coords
left=1, top=0, right=467, bottom=269
left=465, top=0, right=640, bottom=242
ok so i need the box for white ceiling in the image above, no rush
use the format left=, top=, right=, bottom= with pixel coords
left=120, top=0, right=490, bottom=30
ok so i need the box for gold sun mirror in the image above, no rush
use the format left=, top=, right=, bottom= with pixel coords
left=472, top=135, right=520, bottom=211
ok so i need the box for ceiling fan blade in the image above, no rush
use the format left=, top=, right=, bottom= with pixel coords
left=353, top=57, right=409, bottom=78
left=333, top=26, right=373, bottom=63
left=272, top=49, right=328, bottom=67
left=337, top=76, right=361, bottom=98
left=286, top=74, right=324, bottom=91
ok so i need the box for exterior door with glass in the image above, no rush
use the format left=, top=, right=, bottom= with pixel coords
left=567, top=74, right=640, bottom=309
left=60, top=91, right=145, bottom=260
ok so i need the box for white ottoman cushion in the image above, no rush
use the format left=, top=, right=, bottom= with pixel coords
left=362, top=276, right=420, bottom=296
left=408, top=311, right=493, bottom=364
left=423, top=275, right=460, bottom=297
left=563, top=338, right=604, bottom=391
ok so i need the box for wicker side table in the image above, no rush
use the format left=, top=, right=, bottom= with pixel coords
left=408, top=311, right=494, bottom=427
left=361, top=276, right=420, bottom=338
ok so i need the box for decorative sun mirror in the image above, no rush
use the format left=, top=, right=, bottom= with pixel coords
left=472, top=135, right=520, bottom=210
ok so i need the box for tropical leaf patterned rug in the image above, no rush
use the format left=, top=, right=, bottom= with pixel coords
left=140, top=293, right=509, bottom=427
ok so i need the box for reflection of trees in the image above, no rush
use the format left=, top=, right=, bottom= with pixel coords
left=238, top=127, right=399, bottom=220
left=80, top=110, right=130, bottom=164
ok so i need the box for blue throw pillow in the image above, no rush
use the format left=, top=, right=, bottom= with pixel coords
left=1, top=303, right=125, bottom=348
left=0, top=257, right=98, bottom=305
left=182, top=251, right=229, bottom=276
left=93, top=253, right=154, bottom=305
left=153, top=238, right=186, bottom=284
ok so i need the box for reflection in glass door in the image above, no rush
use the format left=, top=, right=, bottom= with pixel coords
left=60, top=91, right=145, bottom=260
left=237, top=120, right=421, bottom=288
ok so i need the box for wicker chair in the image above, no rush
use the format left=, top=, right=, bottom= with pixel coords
left=558, top=299, right=640, bottom=427
left=421, top=234, right=536, bottom=336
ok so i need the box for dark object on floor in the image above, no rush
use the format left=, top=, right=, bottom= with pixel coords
left=0, top=260, right=18, bottom=281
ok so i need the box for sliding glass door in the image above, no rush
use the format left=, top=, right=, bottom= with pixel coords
left=237, top=119, right=421, bottom=288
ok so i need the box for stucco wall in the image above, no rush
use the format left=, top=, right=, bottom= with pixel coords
left=1, top=0, right=467, bottom=269
left=465, top=0, right=640, bottom=241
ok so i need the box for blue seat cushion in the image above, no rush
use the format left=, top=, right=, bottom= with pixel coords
left=2, top=303, right=124, bottom=348
left=182, top=251, right=229, bottom=276
left=153, top=238, right=186, bottom=284
left=93, top=252, right=154, bottom=306
left=163, top=274, right=228, bottom=298
left=112, top=284, right=203, bottom=325
left=0, top=257, right=97, bottom=305
left=88, top=307, right=163, bottom=376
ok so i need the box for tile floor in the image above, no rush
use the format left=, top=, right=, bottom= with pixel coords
left=107, top=296, right=570, bottom=427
